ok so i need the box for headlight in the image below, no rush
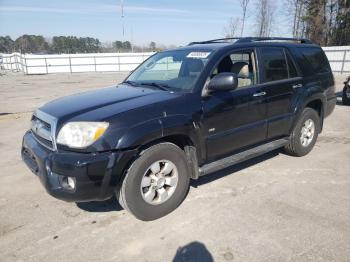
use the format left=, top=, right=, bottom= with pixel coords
left=57, top=122, right=109, bottom=148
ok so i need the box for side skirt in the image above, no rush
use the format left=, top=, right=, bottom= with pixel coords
left=198, top=138, right=289, bottom=176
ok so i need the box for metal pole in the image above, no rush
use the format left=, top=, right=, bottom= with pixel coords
left=44, top=58, right=48, bottom=74
left=14, top=54, right=18, bottom=71
left=16, top=54, right=19, bottom=71
left=20, top=54, right=25, bottom=75
left=10, top=56, right=13, bottom=70
left=17, top=55, right=21, bottom=72
left=94, top=56, right=97, bottom=72
left=16, top=54, right=20, bottom=71
left=118, top=56, right=121, bottom=71
left=340, top=51, right=347, bottom=74
left=69, top=56, right=72, bottom=73
left=121, top=0, right=125, bottom=38
left=17, top=54, right=21, bottom=71
left=24, top=56, right=28, bottom=75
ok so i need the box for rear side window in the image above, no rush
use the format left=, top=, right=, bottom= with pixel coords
left=261, top=47, right=288, bottom=82
left=298, top=47, right=331, bottom=74
left=286, top=52, right=298, bottom=78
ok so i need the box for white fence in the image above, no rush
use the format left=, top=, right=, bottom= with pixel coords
left=1, top=46, right=350, bottom=75
left=322, top=46, right=350, bottom=74
left=1, top=52, right=154, bottom=74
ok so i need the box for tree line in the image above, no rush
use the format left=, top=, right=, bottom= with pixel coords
left=224, top=0, right=349, bottom=46
left=287, top=0, right=349, bottom=45
left=0, top=35, right=159, bottom=54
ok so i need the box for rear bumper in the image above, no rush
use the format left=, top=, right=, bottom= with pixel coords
left=325, top=96, right=336, bottom=118
left=21, top=131, right=136, bottom=202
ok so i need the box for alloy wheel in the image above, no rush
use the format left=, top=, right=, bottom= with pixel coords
left=140, top=160, right=179, bottom=205
left=300, top=119, right=315, bottom=147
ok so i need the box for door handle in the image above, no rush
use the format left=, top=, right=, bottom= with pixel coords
left=292, top=84, right=302, bottom=89
left=253, top=91, right=266, bottom=97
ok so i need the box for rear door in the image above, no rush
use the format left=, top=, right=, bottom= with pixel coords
left=258, top=47, right=302, bottom=139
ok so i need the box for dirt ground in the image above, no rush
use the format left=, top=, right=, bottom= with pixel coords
left=0, top=71, right=349, bottom=262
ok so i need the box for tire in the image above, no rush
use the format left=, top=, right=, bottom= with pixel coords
left=116, top=142, right=190, bottom=221
left=284, top=108, right=320, bottom=157
left=342, top=85, right=350, bottom=105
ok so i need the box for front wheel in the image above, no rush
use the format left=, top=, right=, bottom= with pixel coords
left=116, top=143, right=190, bottom=221
left=284, top=108, right=320, bottom=157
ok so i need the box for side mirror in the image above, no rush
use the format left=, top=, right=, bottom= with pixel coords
left=208, top=73, right=238, bottom=92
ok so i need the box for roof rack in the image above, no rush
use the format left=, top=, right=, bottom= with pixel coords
left=188, top=37, right=313, bottom=45
left=188, top=37, right=242, bottom=45
left=236, top=37, right=313, bottom=44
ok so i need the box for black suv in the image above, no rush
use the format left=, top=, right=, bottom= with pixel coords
left=342, top=76, right=350, bottom=105
left=22, top=37, right=336, bottom=220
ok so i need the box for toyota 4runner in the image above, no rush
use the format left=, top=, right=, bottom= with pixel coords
left=22, top=37, right=336, bottom=220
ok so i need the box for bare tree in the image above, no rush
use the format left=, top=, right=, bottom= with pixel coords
left=333, top=0, right=350, bottom=45
left=288, top=0, right=303, bottom=37
left=281, top=0, right=349, bottom=45
left=303, top=0, right=328, bottom=45
left=223, top=17, right=241, bottom=37
left=285, top=0, right=307, bottom=38
left=255, top=0, right=275, bottom=37
left=239, top=0, right=251, bottom=36
left=325, top=0, right=337, bottom=44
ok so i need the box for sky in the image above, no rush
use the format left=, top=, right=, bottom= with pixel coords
left=0, top=0, right=291, bottom=46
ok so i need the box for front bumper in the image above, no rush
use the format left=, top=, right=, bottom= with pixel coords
left=21, top=131, right=136, bottom=202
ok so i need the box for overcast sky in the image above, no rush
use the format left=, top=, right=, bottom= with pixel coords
left=0, top=0, right=291, bottom=46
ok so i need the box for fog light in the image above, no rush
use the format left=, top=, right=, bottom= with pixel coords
left=67, top=177, right=76, bottom=189
left=60, top=176, right=76, bottom=191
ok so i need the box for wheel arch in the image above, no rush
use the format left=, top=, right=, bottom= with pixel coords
left=115, top=117, right=201, bottom=185
left=291, top=94, right=326, bottom=134
left=137, top=134, right=200, bottom=180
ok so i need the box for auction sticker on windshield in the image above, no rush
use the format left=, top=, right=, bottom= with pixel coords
left=186, top=52, right=211, bottom=59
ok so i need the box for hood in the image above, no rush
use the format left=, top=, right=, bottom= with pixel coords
left=40, top=84, right=178, bottom=122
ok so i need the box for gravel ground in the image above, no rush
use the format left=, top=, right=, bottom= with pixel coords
left=0, top=71, right=349, bottom=262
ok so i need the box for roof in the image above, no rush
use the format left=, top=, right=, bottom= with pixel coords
left=168, top=37, right=317, bottom=53
left=189, top=37, right=313, bottom=45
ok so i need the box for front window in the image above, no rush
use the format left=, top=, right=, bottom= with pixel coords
left=126, top=50, right=212, bottom=92
left=210, top=50, right=257, bottom=89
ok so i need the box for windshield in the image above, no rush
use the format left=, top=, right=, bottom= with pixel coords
left=126, top=50, right=212, bottom=92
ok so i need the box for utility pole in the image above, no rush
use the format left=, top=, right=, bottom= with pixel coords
left=131, top=26, right=134, bottom=52
left=121, top=0, right=125, bottom=38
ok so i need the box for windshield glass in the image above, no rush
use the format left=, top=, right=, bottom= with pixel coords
left=126, top=50, right=212, bottom=92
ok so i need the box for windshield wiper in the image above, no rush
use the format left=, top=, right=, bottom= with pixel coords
left=122, top=80, right=138, bottom=86
left=139, top=82, right=172, bottom=91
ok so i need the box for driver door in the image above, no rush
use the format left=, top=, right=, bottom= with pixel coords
left=201, top=48, right=268, bottom=161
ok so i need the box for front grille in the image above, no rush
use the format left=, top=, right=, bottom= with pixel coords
left=30, top=110, right=57, bottom=151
